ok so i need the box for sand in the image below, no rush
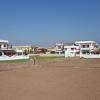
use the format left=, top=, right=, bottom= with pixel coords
left=0, top=58, right=100, bottom=100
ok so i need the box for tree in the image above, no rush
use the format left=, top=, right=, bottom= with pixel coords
left=41, top=48, right=47, bottom=54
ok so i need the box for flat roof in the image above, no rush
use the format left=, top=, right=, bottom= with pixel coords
left=64, top=45, right=79, bottom=48
left=0, top=40, right=9, bottom=43
left=75, top=41, right=96, bottom=44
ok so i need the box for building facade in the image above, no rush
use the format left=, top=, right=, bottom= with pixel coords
left=0, top=39, right=29, bottom=60
left=64, top=41, right=98, bottom=58
left=64, top=43, right=79, bottom=57
left=48, top=43, right=64, bottom=54
left=75, top=41, right=97, bottom=57
left=0, top=40, right=9, bottom=49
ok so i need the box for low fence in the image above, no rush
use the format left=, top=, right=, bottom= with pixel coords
left=29, top=54, right=64, bottom=57
left=0, top=55, right=29, bottom=61
left=80, top=54, right=100, bottom=59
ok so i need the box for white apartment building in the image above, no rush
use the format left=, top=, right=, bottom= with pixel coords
left=75, top=41, right=97, bottom=57
left=0, top=39, right=29, bottom=60
left=0, top=40, right=9, bottom=49
left=55, top=43, right=64, bottom=54
left=64, top=41, right=98, bottom=58
left=48, top=43, right=64, bottom=54
left=64, top=43, right=79, bottom=57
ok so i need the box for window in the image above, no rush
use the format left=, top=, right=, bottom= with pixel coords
left=64, top=48, right=67, bottom=51
left=58, top=46, right=61, bottom=49
left=4, top=44, right=6, bottom=47
left=82, top=50, right=90, bottom=54
left=50, top=51, right=55, bottom=54
left=17, top=52, right=22, bottom=56
left=87, top=45, right=89, bottom=48
left=71, top=48, right=74, bottom=50
left=76, top=52, right=79, bottom=54
left=0, top=52, right=2, bottom=56
left=82, top=45, right=85, bottom=48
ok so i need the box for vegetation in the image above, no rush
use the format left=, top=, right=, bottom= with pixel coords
left=0, top=59, right=29, bottom=63
left=41, top=48, right=48, bottom=54
left=30, top=55, right=64, bottom=60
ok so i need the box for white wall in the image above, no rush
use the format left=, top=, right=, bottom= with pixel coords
left=0, top=55, right=29, bottom=61
left=0, top=40, right=9, bottom=49
left=65, top=50, right=75, bottom=57
left=0, top=44, right=8, bottom=49
left=64, top=45, right=79, bottom=57
left=80, top=54, right=100, bottom=59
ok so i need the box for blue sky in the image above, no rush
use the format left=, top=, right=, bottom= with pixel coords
left=0, top=0, right=100, bottom=46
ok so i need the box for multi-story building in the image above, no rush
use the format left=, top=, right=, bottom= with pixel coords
left=0, top=39, right=29, bottom=60
left=48, top=43, right=64, bottom=54
left=75, top=41, right=97, bottom=57
left=12, top=45, right=47, bottom=54
left=12, top=45, right=32, bottom=54
left=64, top=41, right=98, bottom=58
left=0, top=40, right=9, bottom=49
left=64, top=43, right=79, bottom=57
left=55, top=43, right=64, bottom=54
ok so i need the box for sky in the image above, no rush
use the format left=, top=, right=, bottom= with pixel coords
left=0, top=0, right=100, bottom=47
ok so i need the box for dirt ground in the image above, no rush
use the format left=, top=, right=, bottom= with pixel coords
left=0, top=58, right=100, bottom=100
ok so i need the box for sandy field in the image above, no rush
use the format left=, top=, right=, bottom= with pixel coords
left=0, top=58, right=100, bottom=100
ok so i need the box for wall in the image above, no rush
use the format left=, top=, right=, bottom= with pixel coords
left=0, top=55, right=29, bottom=61
left=80, top=54, right=100, bottom=59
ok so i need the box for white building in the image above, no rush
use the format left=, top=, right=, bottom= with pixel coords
left=55, top=43, right=64, bottom=54
left=75, top=41, right=97, bottom=57
left=64, top=41, right=99, bottom=58
left=0, top=39, right=29, bottom=60
left=64, top=43, right=79, bottom=57
left=0, top=40, right=9, bottom=49
left=48, top=43, right=64, bottom=54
